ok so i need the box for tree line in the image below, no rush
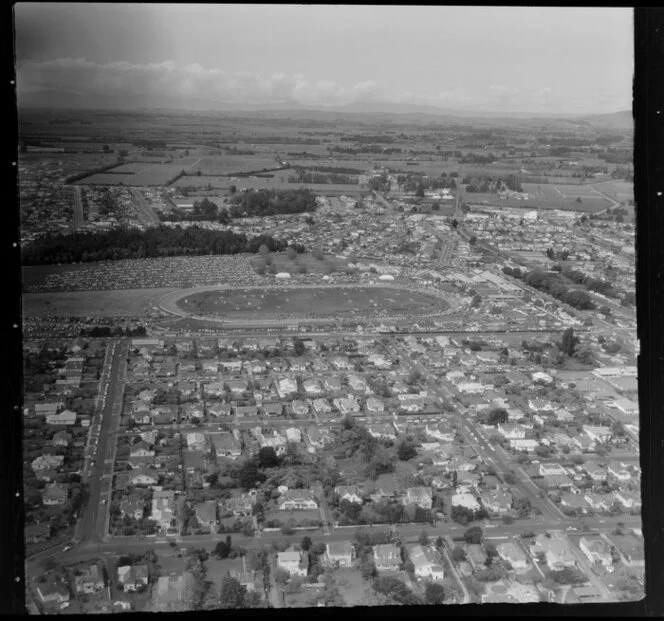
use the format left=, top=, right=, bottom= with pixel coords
left=503, top=267, right=595, bottom=310
left=463, top=174, right=523, bottom=193
left=227, top=188, right=317, bottom=218
left=22, top=225, right=291, bottom=265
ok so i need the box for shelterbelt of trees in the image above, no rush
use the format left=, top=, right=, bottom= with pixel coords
left=21, top=225, right=291, bottom=265
left=227, top=188, right=317, bottom=218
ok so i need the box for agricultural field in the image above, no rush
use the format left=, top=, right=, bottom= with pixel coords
left=74, top=157, right=202, bottom=186
left=519, top=183, right=612, bottom=211
left=175, top=285, right=448, bottom=318
left=187, top=155, right=284, bottom=176
left=22, top=287, right=177, bottom=317
left=590, top=180, right=634, bottom=202
left=173, top=176, right=235, bottom=189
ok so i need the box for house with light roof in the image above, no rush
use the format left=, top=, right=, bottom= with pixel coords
left=409, top=545, right=445, bottom=580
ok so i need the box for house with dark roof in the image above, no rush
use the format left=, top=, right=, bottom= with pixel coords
left=373, top=544, right=401, bottom=572
left=74, top=563, right=105, bottom=594
left=277, top=489, right=318, bottom=511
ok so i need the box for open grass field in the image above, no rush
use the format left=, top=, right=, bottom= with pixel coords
left=176, top=285, right=448, bottom=318
left=74, top=156, right=202, bottom=186
left=590, top=180, right=634, bottom=202
left=22, top=287, right=176, bottom=317
left=187, top=155, right=283, bottom=176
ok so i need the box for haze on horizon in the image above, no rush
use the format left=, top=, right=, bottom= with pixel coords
left=14, top=4, right=633, bottom=116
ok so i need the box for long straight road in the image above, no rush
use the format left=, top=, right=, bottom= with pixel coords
left=76, top=339, right=128, bottom=544
left=30, top=512, right=639, bottom=572
left=72, top=186, right=84, bottom=228
left=129, top=187, right=161, bottom=224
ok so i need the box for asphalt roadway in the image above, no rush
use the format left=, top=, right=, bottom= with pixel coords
left=75, top=340, right=128, bottom=544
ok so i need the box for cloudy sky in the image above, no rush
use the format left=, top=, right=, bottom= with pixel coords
left=14, top=4, right=633, bottom=114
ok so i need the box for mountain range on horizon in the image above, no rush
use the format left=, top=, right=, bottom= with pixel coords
left=16, top=88, right=633, bottom=129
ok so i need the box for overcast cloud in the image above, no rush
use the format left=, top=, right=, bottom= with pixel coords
left=14, top=4, right=634, bottom=114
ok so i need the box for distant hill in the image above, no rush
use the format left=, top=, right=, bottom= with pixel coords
left=17, top=88, right=632, bottom=128
left=576, top=110, right=633, bottom=131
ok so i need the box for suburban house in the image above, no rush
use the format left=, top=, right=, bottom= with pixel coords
left=452, top=493, right=481, bottom=512
left=117, top=565, right=149, bottom=592
left=367, top=423, right=396, bottom=441
left=496, top=541, right=529, bottom=570
left=323, top=377, right=343, bottom=392
left=403, top=486, right=433, bottom=509
left=210, top=433, right=242, bottom=460
left=542, top=474, right=575, bottom=490
left=151, top=490, right=177, bottom=531
left=208, top=403, right=232, bottom=418
left=365, top=397, right=385, bottom=413
left=531, top=536, right=576, bottom=571
left=74, top=563, right=105, bottom=594
left=130, top=441, right=155, bottom=458
left=425, top=423, right=456, bottom=442
left=497, top=423, right=527, bottom=439
left=46, top=410, right=77, bottom=426
left=130, top=468, right=158, bottom=487
left=32, top=455, right=65, bottom=472
left=509, top=438, right=540, bottom=452
left=25, top=523, right=51, bottom=544
left=560, top=493, right=591, bottom=513
left=584, top=492, right=612, bottom=511
left=277, top=489, right=318, bottom=511
left=312, top=399, right=332, bottom=415
left=51, top=432, right=72, bottom=447
left=186, top=432, right=206, bottom=452
left=285, top=427, right=302, bottom=443
left=582, top=425, right=612, bottom=444
left=614, top=490, right=641, bottom=510
left=608, top=533, right=645, bottom=568
left=303, top=379, right=323, bottom=395
left=235, top=405, right=259, bottom=418
left=261, top=403, right=283, bottom=417
left=291, top=400, right=310, bottom=416
left=334, top=396, right=360, bottom=414
left=36, top=581, right=70, bottom=605
left=195, top=501, right=218, bottom=533
left=584, top=462, right=608, bottom=482
left=323, top=541, right=355, bottom=568
left=277, top=378, right=298, bottom=399
left=335, top=485, right=363, bottom=505
left=409, top=545, right=445, bottom=580
left=539, top=463, right=567, bottom=477
left=373, top=544, right=402, bottom=572
left=42, top=482, right=68, bottom=506
left=607, top=462, right=632, bottom=481
left=277, top=547, right=309, bottom=577
left=481, top=490, right=512, bottom=513
left=306, top=427, right=326, bottom=448
left=347, top=375, right=369, bottom=392
left=222, top=495, right=255, bottom=517
left=120, top=495, right=145, bottom=520
left=579, top=536, right=613, bottom=571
